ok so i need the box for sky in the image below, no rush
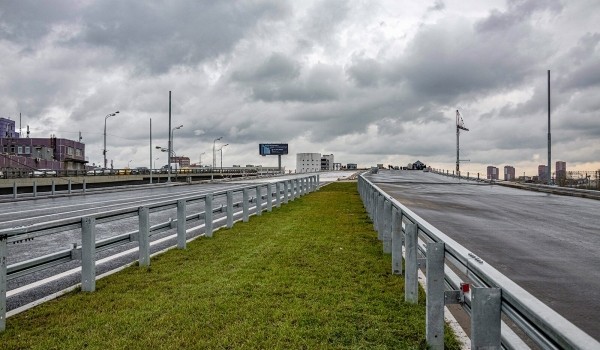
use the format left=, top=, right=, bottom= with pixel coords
left=1, top=0, right=599, bottom=175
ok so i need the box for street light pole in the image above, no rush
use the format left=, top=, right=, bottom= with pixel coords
left=213, top=137, right=222, bottom=168
left=199, top=152, right=206, bottom=166
left=103, top=111, right=119, bottom=169
left=168, top=124, right=183, bottom=183
left=219, top=144, right=229, bottom=173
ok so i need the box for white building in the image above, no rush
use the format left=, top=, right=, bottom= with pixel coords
left=321, top=154, right=334, bottom=171
left=296, top=153, right=321, bottom=173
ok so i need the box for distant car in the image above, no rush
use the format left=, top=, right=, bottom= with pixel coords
left=32, top=169, right=57, bottom=177
left=87, top=169, right=112, bottom=175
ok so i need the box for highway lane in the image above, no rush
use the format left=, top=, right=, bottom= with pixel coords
left=367, top=170, right=600, bottom=341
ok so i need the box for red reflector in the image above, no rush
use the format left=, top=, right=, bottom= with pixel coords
left=460, top=283, right=470, bottom=293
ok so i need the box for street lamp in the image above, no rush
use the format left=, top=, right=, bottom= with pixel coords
left=154, top=157, right=160, bottom=170
left=128, top=160, right=132, bottom=168
left=199, top=152, right=206, bottom=167
left=219, top=144, right=229, bottom=172
left=103, top=110, right=119, bottom=169
left=212, top=136, right=222, bottom=168
left=168, top=124, right=183, bottom=183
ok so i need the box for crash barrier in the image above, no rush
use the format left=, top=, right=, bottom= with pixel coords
left=358, top=174, right=599, bottom=349
left=0, top=175, right=320, bottom=332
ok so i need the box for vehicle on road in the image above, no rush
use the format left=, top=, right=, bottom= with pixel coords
left=31, top=169, right=57, bottom=177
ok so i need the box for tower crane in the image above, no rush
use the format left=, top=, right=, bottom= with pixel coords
left=456, top=110, right=469, bottom=175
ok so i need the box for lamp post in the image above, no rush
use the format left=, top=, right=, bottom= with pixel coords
left=169, top=124, right=183, bottom=182
left=128, top=160, right=132, bottom=168
left=219, top=144, right=229, bottom=173
left=199, top=152, right=206, bottom=167
left=103, top=111, right=119, bottom=169
left=154, top=157, right=160, bottom=170
left=212, top=136, right=222, bottom=168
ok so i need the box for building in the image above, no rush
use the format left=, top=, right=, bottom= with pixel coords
left=321, top=154, right=334, bottom=171
left=556, top=161, right=567, bottom=181
left=171, top=156, right=191, bottom=167
left=487, top=166, right=499, bottom=180
left=504, top=165, right=516, bottom=181
left=538, top=165, right=548, bottom=180
left=296, top=153, right=321, bottom=173
left=347, top=163, right=357, bottom=170
left=0, top=117, right=86, bottom=171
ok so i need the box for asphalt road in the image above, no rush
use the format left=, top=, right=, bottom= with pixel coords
left=367, top=170, right=600, bottom=341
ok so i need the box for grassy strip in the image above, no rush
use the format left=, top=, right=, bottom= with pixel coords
left=1, top=182, right=461, bottom=349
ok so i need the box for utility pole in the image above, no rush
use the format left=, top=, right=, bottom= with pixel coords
left=547, top=70, right=552, bottom=185
left=168, top=91, right=172, bottom=183
left=456, top=110, right=469, bottom=175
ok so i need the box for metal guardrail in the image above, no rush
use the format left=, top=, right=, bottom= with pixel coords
left=358, top=173, right=599, bottom=349
left=0, top=174, right=320, bottom=332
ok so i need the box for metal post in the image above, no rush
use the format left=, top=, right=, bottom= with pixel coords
left=275, top=182, right=281, bottom=207
left=177, top=199, right=186, bottom=249
left=426, top=242, right=445, bottom=349
left=205, top=194, right=213, bottom=237
left=138, top=206, right=150, bottom=266
left=405, top=223, right=418, bottom=303
left=383, top=199, right=392, bottom=254
left=283, top=181, right=289, bottom=203
left=83, top=178, right=86, bottom=193
left=243, top=188, right=249, bottom=222
left=266, top=183, right=273, bottom=212
left=377, top=195, right=384, bottom=240
left=317, top=174, right=320, bottom=188
left=0, top=233, right=7, bottom=331
left=256, top=185, right=262, bottom=216
left=547, top=70, right=552, bottom=186
left=13, top=182, right=16, bottom=199
left=392, top=207, right=403, bottom=275
left=168, top=91, right=172, bottom=183
left=81, top=217, right=96, bottom=292
left=68, top=179, right=72, bottom=194
left=33, top=181, right=37, bottom=197
left=51, top=179, right=55, bottom=195
left=471, top=287, right=502, bottom=348
left=226, top=190, right=234, bottom=228
left=372, top=192, right=378, bottom=230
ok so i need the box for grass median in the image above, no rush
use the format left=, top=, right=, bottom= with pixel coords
left=1, top=182, right=461, bottom=349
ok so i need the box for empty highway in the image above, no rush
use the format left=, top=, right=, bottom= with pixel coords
left=366, top=170, right=600, bottom=341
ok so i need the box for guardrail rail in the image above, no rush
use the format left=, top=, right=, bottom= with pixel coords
left=358, top=173, right=599, bottom=349
left=0, top=174, right=320, bottom=332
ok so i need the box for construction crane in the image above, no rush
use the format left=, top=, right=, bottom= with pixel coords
left=456, top=110, right=469, bottom=175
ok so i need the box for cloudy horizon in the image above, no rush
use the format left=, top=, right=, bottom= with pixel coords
left=1, top=0, right=598, bottom=176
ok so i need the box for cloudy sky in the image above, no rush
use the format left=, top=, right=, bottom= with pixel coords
left=1, top=0, right=599, bottom=175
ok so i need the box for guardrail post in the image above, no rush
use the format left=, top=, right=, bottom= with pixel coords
left=177, top=199, right=187, bottom=249
left=83, top=178, right=86, bottom=193
left=51, top=179, right=55, bottom=195
left=317, top=174, right=320, bottom=188
left=283, top=181, right=289, bottom=203
left=377, top=195, right=384, bottom=240
left=267, top=183, right=273, bottom=212
left=68, top=179, right=72, bottom=194
left=426, top=242, right=445, bottom=349
left=372, top=192, right=378, bottom=230
left=138, top=206, right=150, bottom=266
left=1, top=233, right=7, bottom=331
left=471, top=287, right=502, bottom=349
left=33, top=181, right=37, bottom=197
left=242, top=188, right=249, bottom=222
left=392, top=207, right=403, bottom=275
left=302, top=178, right=306, bottom=195
left=81, top=217, right=96, bottom=292
left=205, top=194, right=213, bottom=237
left=405, top=223, right=418, bottom=303
left=290, top=180, right=295, bottom=200
left=383, top=199, right=392, bottom=254
left=12, top=182, right=17, bottom=199
left=226, top=191, right=234, bottom=228
left=275, top=182, right=281, bottom=207
left=255, top=185, right=262, bottom=216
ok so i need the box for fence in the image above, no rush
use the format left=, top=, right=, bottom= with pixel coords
left=0, top=174, right=320, bottom=332
left=358, top=173, right=599, bottom=349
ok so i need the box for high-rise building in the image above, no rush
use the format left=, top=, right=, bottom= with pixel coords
left=487, top=166, right=499, bottom=180
left=556, top=161, right=567, bottom=181
left=504, top=165, right=516, bottom=181
left=538, top=165, right=548, bottom=180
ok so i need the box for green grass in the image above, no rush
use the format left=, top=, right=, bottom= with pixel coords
left=1, top=182, right=461, bottom=349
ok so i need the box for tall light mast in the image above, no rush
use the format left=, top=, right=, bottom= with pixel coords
left=456, top=110, right=469, bottom=175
